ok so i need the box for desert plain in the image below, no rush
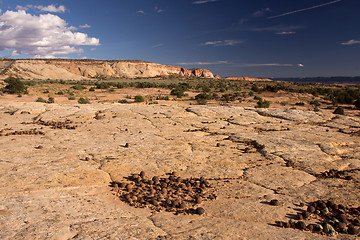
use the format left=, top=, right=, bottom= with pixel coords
left=0, top=65, right=360, bottom=239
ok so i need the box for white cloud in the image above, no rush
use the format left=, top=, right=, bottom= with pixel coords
left=16, top=4, right=66, bottom=13
left=268, top=0, right=341, bottom=19
left=151, top=43, right=164, bottom=48
left=154, top=6, right=164, bottom=13
left=178, top=61, right=229, bottom=65
left=298, top=64, right=304, bottom=67
left=192, top=0, right=217, bottom=4
left=252, top=25, right=304, bottom=32
left=79, top=24, right=91, bottom=28
left=0, top=10, right=100, bottom=58
left=341, top=40, right=360, bottom=45
left=253, top=8, right=271, bottom=17
left=136, top=10, right=145, bottom=14
left=203, top=40, right=242, bottom=46
left=241, top=63, right=294, bottom=67
left=276, top=31, right=296, bottom=35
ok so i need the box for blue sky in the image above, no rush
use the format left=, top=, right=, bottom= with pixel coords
left=0, top=0, right=359, bottom=77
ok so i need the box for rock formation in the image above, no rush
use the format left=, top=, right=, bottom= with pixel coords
left=0, top=102, right=359, bottom=239
left=0, top=59, right=215, bottom=80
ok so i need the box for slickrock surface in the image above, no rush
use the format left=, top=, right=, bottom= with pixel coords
left=0, top=102, right=359, bottom=239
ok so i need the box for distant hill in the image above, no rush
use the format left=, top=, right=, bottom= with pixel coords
left=0, top=59, right=214, bottom=80
left=272, top=77, right=360, bottom=85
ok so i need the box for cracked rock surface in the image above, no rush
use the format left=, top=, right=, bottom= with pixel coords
left=0, top=102, right=359, bottom=239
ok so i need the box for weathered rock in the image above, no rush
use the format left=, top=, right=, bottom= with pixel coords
left=0, top=102, right=358, bottom=239
left=0, top=59, right=214, bottom=80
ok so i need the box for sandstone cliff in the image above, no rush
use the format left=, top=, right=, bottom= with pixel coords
left=0, top=59, right=214, bottom=80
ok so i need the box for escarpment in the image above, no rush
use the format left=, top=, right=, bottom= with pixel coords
left=0, top=59, right=215, bottom=80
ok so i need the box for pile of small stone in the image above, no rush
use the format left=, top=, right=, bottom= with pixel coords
left=112, top=171, right=216, bottom=215
left=34, top=119, right=77, bottom=130
left=275, top=199, right=360, bottom=236
left=0, top=128, right=44, bottom=136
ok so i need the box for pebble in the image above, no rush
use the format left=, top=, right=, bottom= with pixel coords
left=196, top=207, right=205, bottom=215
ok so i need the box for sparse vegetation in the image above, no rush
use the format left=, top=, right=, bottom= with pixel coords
left=71, top=85, right=87, bottom=90
left=2, top=77, right=28, bottom=94
left=36, top=97, right=46, bottom=103
left=134, top=95, right=145, bottom=102
left=118, top=99, right=128, bottom=104
left=333, top=106, right=345, bottom=115
left=256, top=98, right=271, bottom=108
left=47, top=97, right=54, bottom=103
left=78, top=97, right=90, bottom=104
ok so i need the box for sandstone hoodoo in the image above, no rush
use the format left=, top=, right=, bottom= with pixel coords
left=0, top=59, right=215, bottom=80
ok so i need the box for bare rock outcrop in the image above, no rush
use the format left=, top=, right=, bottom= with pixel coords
left=0, top=59, right=215, bottom=80
left=0, top=102, right=359, bottom=239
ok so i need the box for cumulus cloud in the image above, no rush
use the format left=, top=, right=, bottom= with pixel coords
left=16, top=4, right=66, bottom=13
left=136, top=10, right=145, bottom=14
left=0, top=10, right=100, bottom=58
left=192, top=0, right=217, bottom=4
left=203, top=40, right=242, bottom=46
left=178, top=61, right=229, bottom=65
left=341, top=40, right=360, bottom=45
left=298, top=64, right=304, bottom=67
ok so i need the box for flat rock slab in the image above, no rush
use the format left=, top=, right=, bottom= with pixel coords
left=0, top=102, right=359, bottom=239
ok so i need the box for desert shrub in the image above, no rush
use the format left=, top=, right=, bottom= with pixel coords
left=310, top=100, right=321, bottom=106
left=251, top=84, right=261, bottom=92
left=196, top=98, right=207, bottom=105
left=95, top=82, right=110, bottom=89
left=202, top=86, right=211, bottom=92
left=295, top=102, right=305, bottom=106
left=195, top=93, right=211, bottom=100
left=265, top=84, right=279, bottom=92
left=55, top=91, right=64, bottom=95
left=118, top=99, right=128, bottom=103
left=333, top=107, right=344, bottom=115
left=149, top=101, right=159, bottom=105
left=256, top=98, right=270, bottom=108
left=36, top=97, right=46, bottom=103
left=248, top=91, right=254, bottom=97
left=68, top=96, right=76, bottom=100
left=134, top=95, right=145, bottom=102
left=314, top=107, right=320, bottom=112
left=170, top=88, right=185, bottom=98
left=254, top=96, right=261, bottom=100
left=355, top=99, right=360, bottom=109
left=78, top=97, right=90, bottom=104
left=71, top=85, right=86, bottom=90
left=89, top=87, right=95, bottom=92
left=3, top=77, right=28, bottom=94
left=47, top=97, right=54, bottom=103
left=135, top=82, right=157, bottom=88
